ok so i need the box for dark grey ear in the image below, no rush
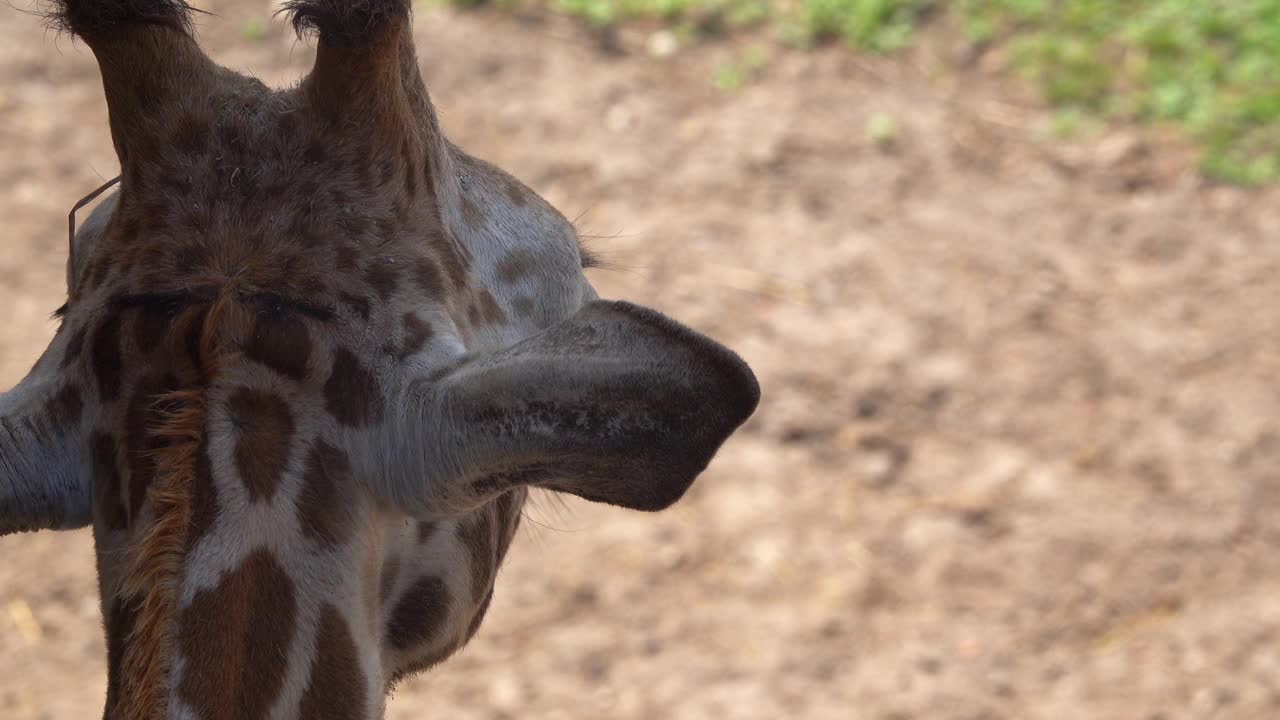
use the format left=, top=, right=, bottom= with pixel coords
left=2, top=202, right=104, bottom=535
left=0, top=368, right=92, bottom=536
left=387, top=301, right=759, bottom=515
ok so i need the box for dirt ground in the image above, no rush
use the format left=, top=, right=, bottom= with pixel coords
left=2, top=2, right=1279, bottom=719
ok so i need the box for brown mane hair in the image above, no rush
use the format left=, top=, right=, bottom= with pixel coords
left=117, top=292, right=237, bottom=720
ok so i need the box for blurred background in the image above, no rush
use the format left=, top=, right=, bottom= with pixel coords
left=2, top=1, right=1279, bottom=718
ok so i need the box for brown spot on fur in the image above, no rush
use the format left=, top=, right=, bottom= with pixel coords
left=45, top=383, right=83, bottom=430
left=228, top=388, right=296, bottom=502
left=133, top=305, right=171, bottom=353
left=298, top=440, right=354, bottom=547
left=91, top=314, right=124, bottom=402
left=413, top=257, right=444, bottom=299
left=336, top=245, right=359, bottom=272
left=505, top=177, right=529, bottom=207
left=479, top=290, right=508, bottom=325
left=299, top=605, right=368, bottom=720
left=417, top=520, right=438, bottom=543
left=92, top=432, right=127, bottom=532
left=366, top=260, right=400, bottom=301
left=245, top=309, right=312, bottom=381
left=61, top=325, right=87, bottom=369
left=460, top=192, right=483, bottom=228
left=399, top=312, right=433, bottom=359
left=324, top=347, right=384, bottom=427
left=431, top=228, right=469, bottom=292
left=513, top=296, right=535, bottom=318
left=386, top=576, right=451, bottom=651
left=178, top=550, right=298, bottom=720
left=496, top=249, right=534, bottom=284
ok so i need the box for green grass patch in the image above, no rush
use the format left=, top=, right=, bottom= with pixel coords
left=240, top=18, right=268, bottom=42
left=965, top=0, right=1280, bottom=184
left=443, top=0, right=1280, bottom=184
left=866, top=111, right=900, bottom=147
left=712, top=45, right=771, bottom=90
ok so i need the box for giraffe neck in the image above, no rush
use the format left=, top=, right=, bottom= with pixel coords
left=104, top=454, right=526, bottom=719
left=158, top=482, right=525, bottom=720
left=87, top=295, right=526, bottom=720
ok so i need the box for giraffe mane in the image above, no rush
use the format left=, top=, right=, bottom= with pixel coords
left=117, top=293, right=234, bottom=720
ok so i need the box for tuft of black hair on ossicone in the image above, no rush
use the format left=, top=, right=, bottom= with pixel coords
left=278, top=0, right=411, bottom=48
left=40, top=0, right=199, bottom=37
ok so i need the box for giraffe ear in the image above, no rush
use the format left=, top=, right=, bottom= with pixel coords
left=386, top=301, right=760, bottom=515
left=0, top=366, right=93, bottom=536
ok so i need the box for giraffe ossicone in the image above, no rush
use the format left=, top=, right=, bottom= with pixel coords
left=0, top=1, right=760, bottom=718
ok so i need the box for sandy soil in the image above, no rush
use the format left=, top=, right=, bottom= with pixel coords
left=2, top=2, right=1279, bottom=718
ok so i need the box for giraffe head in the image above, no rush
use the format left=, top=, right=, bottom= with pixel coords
left=0, top=1, right=759, bottom=718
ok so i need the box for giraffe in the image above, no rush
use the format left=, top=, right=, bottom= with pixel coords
left=0, top=1, right=760, bottom=718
